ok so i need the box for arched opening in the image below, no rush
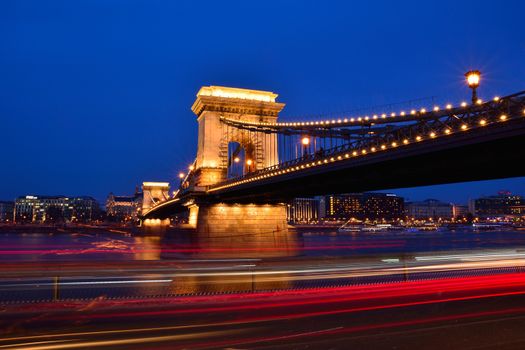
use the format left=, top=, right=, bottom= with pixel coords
left=227, top=141, right=256, bottom=178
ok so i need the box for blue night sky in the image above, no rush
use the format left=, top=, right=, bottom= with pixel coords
left=1, top=0, right=524, bottom=204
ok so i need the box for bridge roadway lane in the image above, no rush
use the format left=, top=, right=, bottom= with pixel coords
left=1, top=260, right=525, bottom=349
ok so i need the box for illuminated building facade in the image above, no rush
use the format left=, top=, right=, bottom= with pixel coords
left=469, top=192, right=524, bottom=218
left=13, top=195, right=100, bottom=223
left=0, top=201, right=14, bottom=222
left=325, top=193, right=404, bottom=220
left=406, top=199, right=454, bottom=219
left=287, top=197, right=320, bottom=223
left=106, top=189, right=143, bottom=222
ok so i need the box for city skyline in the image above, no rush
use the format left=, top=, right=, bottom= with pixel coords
left=1, top=0, right=524, bottom=202
left=4, top=179, right=525, bottom=205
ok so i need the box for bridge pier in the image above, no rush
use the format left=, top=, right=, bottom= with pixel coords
left=193, top=202, right=297, bottom=258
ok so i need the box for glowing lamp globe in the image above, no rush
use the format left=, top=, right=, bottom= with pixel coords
left=465, top=70, right=481, bottom=88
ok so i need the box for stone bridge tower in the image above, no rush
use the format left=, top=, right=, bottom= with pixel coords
left=191, top=86, right=285, bottom=189
left=142, top=182, right=170, bottom=213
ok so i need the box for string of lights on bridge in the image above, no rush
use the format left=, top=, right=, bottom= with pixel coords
left=220, top=96, right=503, bottom=129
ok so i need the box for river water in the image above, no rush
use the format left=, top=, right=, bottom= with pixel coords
left=1, top=227, right=525, bottom=302
left=1, top=227, right=524, bottom=262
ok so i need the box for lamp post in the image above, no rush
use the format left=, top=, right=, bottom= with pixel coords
left=301, top=136, right=310, bottom=157
left=178, top=172, right=184, bottom=186
left=246, top=159, right=253, bottom=174
left=465, top=70, right=481, bottom=104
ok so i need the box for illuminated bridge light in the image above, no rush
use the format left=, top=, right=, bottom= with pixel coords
left=479, top=119, right=486, bottom=126
left=391, top=142, right=397, bottom=147
left=500, top=114, right=507, bottom=121
left=416, top=135, right=422, bottom=141
left=400, top=111, right=406, bottom=116
left=420, top=108, right=427, bottom=113
left=445, top=129, right=451, bottom=134
left=476, top=99, right=483, bottom=104
left=461, top=102, right=468, bottom=107
left=430, top=132, right=436, bottom=138
left=358, top=117, right=362, bottom=121
left=446, top=104, right=452, bottom=109
left=494, top=96, right=500, bottom=101
left=323, top=159, right=328, bottom=163
left=364, top=116, right=369, bottom=121
left=373, top=115, right=378, bottom=120
left=461, top=124, right=468, bottom=130
left=344, top=118, right=348, bottom=122
left=381, top=144, right=386, bottom=149
left=352, top=151, right=358, bottom=156
left=410, top=109, right=416, bottom=115
left=403, top=139, right=409, bottom=144
left=381, top=113, right=387, bottom=118
left=337, top=155, right=342, bottom=160
left=345, top=153, right=350, bottom=158
left=371, top=147, right=376, bottom=152
left=350, top=118, right=355, bottom=122
left=317, top=161, right=322, bottom=165
left=337, top=119, right=342, bottom=123
left=433, top=106, right=439, bottom=111
left=361, top=149, right=367, bottom=154
left=330, top=157, right=335, bottom=162
left=391, top=112, right=396, bottom=117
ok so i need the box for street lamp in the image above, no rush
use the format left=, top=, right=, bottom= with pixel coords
left=301, top=136, right=310, bottom=157
left=245, top=159, right=253, bottom=174
left=465, top=70, right=481, bottom=104
left=234, top=157, right=240, bottom=163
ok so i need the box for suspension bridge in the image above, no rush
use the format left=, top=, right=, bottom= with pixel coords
left=141, top=85, right=525, bottom=240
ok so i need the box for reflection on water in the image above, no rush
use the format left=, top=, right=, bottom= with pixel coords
left=133, top=236, right=161, bottom=260
left=1, top=228, right=525, bottom=263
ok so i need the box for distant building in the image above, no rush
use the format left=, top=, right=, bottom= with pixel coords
left=0, top=201, right=14, bottom=222
left=70, top=196, right=102, bottom=222
left=452, top=204, right=470, bottom=218
left=106, top=188, right=142, bottom=222
left=287, top=197, right=320, bottom=223
left=469, top=192, right=524, bottom=218
left=325, top=193, right=404, bottom=220
left=14, top=195, right=70, bottom=223
left=406, top=199, right=454, bottom=219
left=13, top=195, right=100, bottom=223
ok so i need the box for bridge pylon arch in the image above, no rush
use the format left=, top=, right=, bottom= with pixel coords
left=191, top=86, right=285, bottom=189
